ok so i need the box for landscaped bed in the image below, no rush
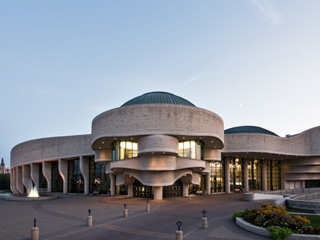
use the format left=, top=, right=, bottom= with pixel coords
left=233, top=203, right=320, bottom=239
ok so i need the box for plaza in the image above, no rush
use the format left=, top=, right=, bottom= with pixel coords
left=0, top=193, right=269, bottom=240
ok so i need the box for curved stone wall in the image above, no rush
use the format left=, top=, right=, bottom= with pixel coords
left=138, top=135, right=179, bottom=155
left=223, top=126, right=320, bottom=156
left=91, top=104, right=224, bottom=149
left=11, top=134, right=94, bottom=167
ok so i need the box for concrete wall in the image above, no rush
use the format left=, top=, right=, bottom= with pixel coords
left=91, top=104, right=224, bottom=149
left=11, top=134, right=94, bottom=167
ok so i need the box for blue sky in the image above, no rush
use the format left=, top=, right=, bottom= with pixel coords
left=1, top=1, right=320, bottom=167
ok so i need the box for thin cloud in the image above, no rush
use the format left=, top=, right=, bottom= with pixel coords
left=251, top=0, right=282, bottom=25
left=184, top=71, right=211, bottom=86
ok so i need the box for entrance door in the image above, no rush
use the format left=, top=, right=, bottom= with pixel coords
left=163, top=180, right=183, bottom=198
left=133, top=180, right=153, bottom=198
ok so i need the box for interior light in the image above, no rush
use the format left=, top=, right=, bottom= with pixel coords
left=102, top=142, right=104, bottom=144
left=99, top=147, right=101, bottom=149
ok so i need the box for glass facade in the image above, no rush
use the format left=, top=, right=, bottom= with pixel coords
left=89, top=158, right=110, bottom=194
left=51, top=161, right=63, bottom=192
left=267, top=160, right=281, bottom=190
left=210, top=161, right=224, bottom=192
left=178, top=140, right=203, bottom=160
left=248, top=159, right=262, bottom=191
left=38, top=163, right=47, bottom=190
left=112, top=141, right=138, bottom=161
left=68, top=159, right=84, bottom=193
left=230, top=158, right=243, bottom=192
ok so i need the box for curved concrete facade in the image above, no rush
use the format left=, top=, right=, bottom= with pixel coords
left=9, top=92, right=320, bottom=200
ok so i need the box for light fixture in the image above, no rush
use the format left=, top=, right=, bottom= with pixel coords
left=99, top=147, right=101, bottom=149
left=102, top=142, right=104, bottom=144
left=114, top=137, right=117, bottom=140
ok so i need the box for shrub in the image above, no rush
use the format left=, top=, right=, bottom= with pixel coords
left=240, top=203, right=312, bottom=233
left=266, top=226, right=293, bottom=240
left=232, top=210, right=244, bottom=222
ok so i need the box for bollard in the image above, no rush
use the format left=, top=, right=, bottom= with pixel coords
left=31, top=218, right=39, bottom=240
left=188, top=195, right=191, bottom=201
left=202, top=210, right=208, bottom=229
left=146, top=200, right=150, bottom=212
left=123, top=204, right=128, bottom=218
left=87, top=209, right=92, bottom=226
left=176, top=221, right=183, bottom=240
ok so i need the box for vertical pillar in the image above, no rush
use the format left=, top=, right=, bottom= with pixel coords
left=22, top=165, right=31, bottom=193
left=182, top=183, right=189, bottom=197
left=42, top=161, right=52, bottom=192
left=224, top=157, right=230, bottom=193
left=80, top=156, right=89, bottom=194
left=11, top=167, right=18, bottom=194
left=262, top=160, right=267, bottom=191
left=58, top=159, right=68, bottom=194
left=110, top=173, right=116, bottom=196
left=154, top=186, right=163, bottom=200
left=206, top=174, right=211, bottom=195
left=127, top=183, right=133, bottom=197
left=243, top=159, right=249, bottom=192
left=16, top=166, right=24, bottom=193
left=31, top=163, right=39, bottom=189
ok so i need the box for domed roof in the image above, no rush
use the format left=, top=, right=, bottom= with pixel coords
left=225, top=126, right=278, bottom=136
left=121, top=92, right=196, bottom=107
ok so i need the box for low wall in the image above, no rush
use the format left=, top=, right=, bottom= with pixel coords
left=287, top=192, right=320, bottom=211
left=243, top=193, right=283, bottom=202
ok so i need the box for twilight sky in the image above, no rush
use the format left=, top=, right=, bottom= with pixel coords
left=1, top=1, right=320, bottom=167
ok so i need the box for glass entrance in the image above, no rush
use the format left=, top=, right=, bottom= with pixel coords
left=163, top=180, right=183, bottom=198
left=133, top=180, right=153, bottom=198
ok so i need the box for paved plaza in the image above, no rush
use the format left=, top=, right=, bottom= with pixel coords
left=0, top=193, right=269, bottom=240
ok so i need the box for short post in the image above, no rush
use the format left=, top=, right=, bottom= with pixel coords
left=176, top=221, right=183, bottom=240
left=87, top=209, right=92, bottom=226
left=188, top=194, right=191, bottom=201
left=31, top=218, right=39, bottom=240
left=123, top=204, right=128, bottom=218
left=202, top=210, right=208, bottom=229
left=146, top=199, right=150, bottom=212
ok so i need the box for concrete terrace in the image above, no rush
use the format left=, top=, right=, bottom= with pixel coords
left=0, top=193, right=269, bottom=240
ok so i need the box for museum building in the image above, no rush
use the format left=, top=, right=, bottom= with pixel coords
left=10, top=92, right=320, bottom=200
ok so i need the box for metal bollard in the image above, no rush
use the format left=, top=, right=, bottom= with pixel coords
left=31, top=218, right=39, bottom=240
left=176, top=221, right=183, bottom=240
left=146, top=200, right=150, bottom=212
left=188, top=195, right=191, bottom=201
left=202, top=210, right=207, bottom=229
left=87, top=209, right=92, bottom=226
left=123, top=204, right=128, bottom=218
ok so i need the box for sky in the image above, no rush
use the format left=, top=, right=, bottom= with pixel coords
left=1, top=0, right=320, bottom=167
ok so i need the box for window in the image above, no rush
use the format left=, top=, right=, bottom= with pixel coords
left=178, top=140, right=203, bottom=160
left=112, top=141, right=138, bottom=161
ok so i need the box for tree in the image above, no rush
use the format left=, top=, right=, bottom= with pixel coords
left=0, top=173, right=10, bottom=190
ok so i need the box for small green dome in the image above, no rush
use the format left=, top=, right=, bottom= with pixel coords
left=121, top=92, right=196, bottom=107
left=225, top=126, right=278, bottom=136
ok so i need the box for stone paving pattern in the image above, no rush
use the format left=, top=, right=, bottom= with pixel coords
left=0, top=193, right=270, bottom=240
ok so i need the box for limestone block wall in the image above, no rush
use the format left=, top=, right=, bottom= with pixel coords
left=91, top=104, right=224, bottom=149
left=11, top=134, right=94, bottom=167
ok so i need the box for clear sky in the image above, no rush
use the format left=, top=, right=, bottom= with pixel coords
left=1, top=1, right=320, bottom=167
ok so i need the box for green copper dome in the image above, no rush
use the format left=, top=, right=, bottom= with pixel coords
left=225, top=126, right=278, bottom=136
left=121, top=92, right=196, bottom=107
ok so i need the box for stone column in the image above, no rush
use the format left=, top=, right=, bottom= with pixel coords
left=80, top=156, right=89, bottom=194
left=58, top=159, right=68, bottom=194
left=206, top=174, right=211, bottom=195
left=110, top=173, right=116, bottom=196
left=262, top=160, right=267, bottom=191
left=154, top=186, right=163, bottom=200
left=224, top=157, right=230, bottom=193
left=16, top=166, right=24, bottom=193
left=182, top=183, right=189, bottom=197
left=42, top=161, right=52, bottom=192
left=127, top=183, right=133, bottom=197
left=11, top=167, right=18, bottom=194
left=31, top=163, right=39, bottom=189
left=243, top=159, right=249, bottom=192
left=22, top=165, right=31, bottom=193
